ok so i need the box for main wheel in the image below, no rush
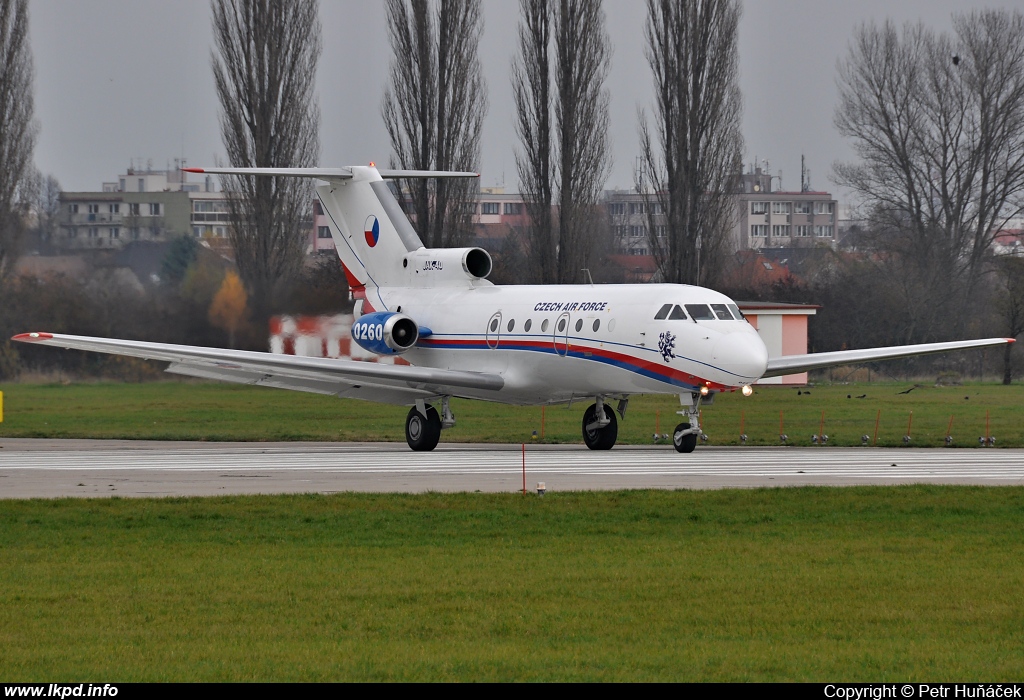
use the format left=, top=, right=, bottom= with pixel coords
left=673, top=423, right=697, bottom=453
left=406, top=405, right=441, bottom=451
left=582, top=403, right=618, bottom=450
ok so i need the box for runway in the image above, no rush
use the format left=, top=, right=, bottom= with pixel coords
left=1, top=438, right=1023, bottom=498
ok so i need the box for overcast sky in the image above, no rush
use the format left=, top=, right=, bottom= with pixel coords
left=29, top=0, right=1022, bottom=197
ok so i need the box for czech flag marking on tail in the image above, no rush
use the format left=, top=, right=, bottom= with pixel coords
left=364, top=215, right=380, bottom=248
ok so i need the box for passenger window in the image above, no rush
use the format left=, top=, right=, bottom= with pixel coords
left=711, top=304, right=733, bottom=320
left=575, top=319, right=583, bottom=332
left=654, top=303, right=672, bottom=320
left=727, top=304, right=744, bottom=320
left=557, top=319, right=566, bottom=332
left=489, top=318, right=499, bottom=332
left=507, top=319, right=515, bottom=332
left=525, top=319, right=533, bottom=332
left=684, top=304, right=715, bottom=320
left=668, top=305, right=687, bottom=320
left=593, top=319, right=600, bottom=332
left=542, top=319, right=549, bottom=332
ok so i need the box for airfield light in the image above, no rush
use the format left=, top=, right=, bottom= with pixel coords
left=741, top=385, right=753, bottom=397
left=536, top=482, right=546, bottom=497
left=699, top=386, right=709, bottom=396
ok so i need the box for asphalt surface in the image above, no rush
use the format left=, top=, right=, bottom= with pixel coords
left=0, top=438, right=1022, bottom=498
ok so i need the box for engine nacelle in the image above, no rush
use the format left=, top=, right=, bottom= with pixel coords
left=403, top=247, right=493, bottom=285
left=351, top=312, right=419, bottom=355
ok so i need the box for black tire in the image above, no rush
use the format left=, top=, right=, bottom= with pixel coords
left=673, top=423, right=697, bottom=453
left=582, top=403, right=618, bottom=450
left=406, top=405, right=441, bottom=451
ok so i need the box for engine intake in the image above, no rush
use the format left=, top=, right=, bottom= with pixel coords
left=351, top=312, right=419, bottom=355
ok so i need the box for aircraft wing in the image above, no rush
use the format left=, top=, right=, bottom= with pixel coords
left=11, top=333, right=504, bottom=405
left=761, top=337, right=1014, bottom=379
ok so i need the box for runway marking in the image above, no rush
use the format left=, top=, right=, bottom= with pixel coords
left=3, top=447, right=1024, bottom=482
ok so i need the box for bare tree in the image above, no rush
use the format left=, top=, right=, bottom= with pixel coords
left=0, top=0, right=36, bottom=283
left=834, top=11, right=1024, bottom=340
left=512, top=0, right=611, bottom=284
left=637, top=0, right=743, bottom=287
left=994, top=255, right=1024, bottom=384
left=512, top=0, right=554, bottom=283
left=211, top=0, right=321, bottom=321
left=383, top=0, right=486, bottom=248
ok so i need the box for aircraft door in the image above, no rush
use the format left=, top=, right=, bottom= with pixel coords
left=553, top=311, right=570, bottom=357
left=485, top=311, right=502, bottom=349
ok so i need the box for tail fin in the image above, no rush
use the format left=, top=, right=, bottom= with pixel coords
left=184, top=165, right=479, bottom=309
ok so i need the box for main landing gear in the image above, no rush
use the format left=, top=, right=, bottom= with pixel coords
left=405, top=397, right=456, bottom=451
left=673, top=392, right=703, bottom=453
left=582, top=396, right=628, bottom=450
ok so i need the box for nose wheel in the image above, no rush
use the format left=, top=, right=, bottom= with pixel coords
left=405, top=405, right=441, bottom=451
left=673, top=426, right=698, bottom=453
left=582, top=402, right=618, bottom=450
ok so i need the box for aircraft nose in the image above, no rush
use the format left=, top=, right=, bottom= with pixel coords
left=712, top=331, right=768, bottom=382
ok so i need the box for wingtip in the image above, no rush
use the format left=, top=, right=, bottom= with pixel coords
left=12, top=332, right=54, bottom=342
left=1008, top=338, right=1017, bottom=344
left=181, top=167, right=205, bottom=173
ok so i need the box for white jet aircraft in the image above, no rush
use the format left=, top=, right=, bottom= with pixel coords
left=14, top=165, right=1014, bottom=452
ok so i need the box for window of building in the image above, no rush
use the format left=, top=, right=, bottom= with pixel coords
left=772, top=225, right=791, bottom=237
left=650, top=203, right=664, bottom=215
left=69, top=204, right=79, bottom=214
left=129, top=203, right=140, bottom=216
left=313, top=200, right=323, bottom=215
left=480, top=202, right=500, bottom=215
left=815, top=225, right=834, bottom=237
left=318, top=226, right=331, bottom=239
left=629, top=203, right=645, bottom=215
left=616, top=226, right=627, bottom=237
left=794, top=201, right=812, bottom=214
left=109, top=227, right=119, bottom=239
left=503, top=202, right=521, bottom=215
left=655, top=225, right=666, bottom=238
left=630, top=225, right=644, bottom=238
left=609, top=203, right=625, bottom=216
left=751, top=201, right=769, bottom=215
left=750, top=224, right=768, bottom=237
left=772, top=202, right=792, bottom=215
left=88, top=204, right=99, bottom=214
left=193, top=226, right=204, bottom=237
left=795, top=225, right=812, bottom=237
left=814, top=201, right=834, bottom=215
left=149, top=203, right=161, bottom=216
left=109, top=204, right=120, bottom=214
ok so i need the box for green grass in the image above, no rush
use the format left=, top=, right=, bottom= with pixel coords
left=0, top=488, right=1022, bottom=681
left=1, top=380, right=1022, bottom=446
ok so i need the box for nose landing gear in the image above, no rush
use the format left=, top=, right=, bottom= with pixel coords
left=673, top=391, right=704, bottom=453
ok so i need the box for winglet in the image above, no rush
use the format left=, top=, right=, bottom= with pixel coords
left=182, top=167, right=205, bottom=174
left=12, top=332, right=53, bottom=342
left=1007, top=338, right=1017, bottom=344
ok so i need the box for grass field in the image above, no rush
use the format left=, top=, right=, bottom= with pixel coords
left=0, top=488, right=1022, bottom=681
left=1, top=380, right=1022, bottom=447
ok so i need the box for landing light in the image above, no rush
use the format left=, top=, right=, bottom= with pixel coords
left=742, top=385, right=753, bottom=397
left=699, top=386, right=709, bottom=396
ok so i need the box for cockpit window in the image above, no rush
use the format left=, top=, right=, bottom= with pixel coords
left=710, top=303, right=734, bottom=320
left=668, top=305, right=687, bottom=320
left=727, top=303, right=744, bottom=320
left=684, top=304, right=715, bottom=320
left=654, top=303, right=672, bottom=320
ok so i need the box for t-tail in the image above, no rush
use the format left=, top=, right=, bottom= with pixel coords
left=182, top=165, right=493, bottom=313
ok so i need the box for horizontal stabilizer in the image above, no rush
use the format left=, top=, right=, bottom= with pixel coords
left=182, top=166, right=479, bottom=180
left=762, top=337, right=1014, bottom=379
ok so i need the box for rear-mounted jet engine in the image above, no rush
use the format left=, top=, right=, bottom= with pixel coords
left=351, top=312, right=421, bottom=355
